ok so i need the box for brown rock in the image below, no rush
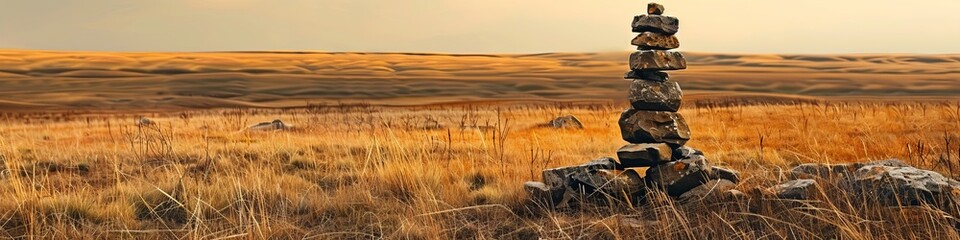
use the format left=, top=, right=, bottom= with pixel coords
left=624, top=70, right=669, bottom=82
left=628, top=80, right=682, bottom=112
left=632, top=15, right=679, bottom=35
left=629, top=51, right=687, bottom=71
left=647, top=3, right=665, bottom=15
left=618, top=108, right=691, bottom=148
left=645, top=156, right=713, bottom=196
left=632, top=32, right=679, bottom=50
left=617, top=143, right=672, bottom=168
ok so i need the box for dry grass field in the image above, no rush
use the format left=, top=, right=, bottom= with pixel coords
left=2, top=50, right=960, bottom=110
left=1, top=100, right=960, bottom=239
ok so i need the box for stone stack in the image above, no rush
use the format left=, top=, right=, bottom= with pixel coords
left=524, top=3, right=741, bottom=208
left=619, top=2, right=741, bottom=199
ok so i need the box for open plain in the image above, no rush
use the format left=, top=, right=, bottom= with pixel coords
left=1, top=50, right=960, bottom=239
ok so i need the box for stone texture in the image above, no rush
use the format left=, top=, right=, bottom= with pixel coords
left=524, top=181, right=564, bottom=205
left=678, top=179, right=737, bottom=204
left=647, top=3, right=665, bottom=15
left=768, top=179, right=818, bottom=200
left=617, top=143, right=672, bottom=168
left=629, top=51, right=687, bottom=71
left=632, top=15, right=679, bottom=35
left=632, top=32, right=680, bottom=50
left=672, top=146, right=705, bottom=161
left=618, top=108, right=691, bottom=148
left=851, top=165, right=960, bottom=206
left=645, top=156, right=712, bottom=196
left=545, top=115, right=584, bottom=129
left=628, top=80, right=682, bottom=112
left=624, top=70, right=669, bottom=82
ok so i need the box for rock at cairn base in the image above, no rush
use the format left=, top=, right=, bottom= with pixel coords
left=544, top=115, right=584, bottom=129
left=624, top=70, right=669, bottom=82
left=632, top=15, right=679, bottom=35
left=542, top=157, right=620, bottom=193
left=628, top=80, right=682, bottom=112
left=632, top=32, right=679, bottom=50
left=647, top=3, right=665, bottom=15
left=645, top=156, right=713, bottom=196
left=618, top=108, right=691, bottom=148
left=617, top=143, right=672, bottom=168
left=629, top=51, right=687, bottom=71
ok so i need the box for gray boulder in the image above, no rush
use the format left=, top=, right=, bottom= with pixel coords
left=768, top=179, right=819, bottom=200
left=628, top=80, right=682, bottom=112
left=624, top=70, right=669, bottom=82
left=632, top=15, right=679, bottom=35
left=617, top=143, right=672, bottom=168
left=678, top=179, right=737, bottom=204
left=851, top=165, right=960, bottom=206
left=632, top=32, right=680, bottom=50
left=791, top=159, right=913, bottom=180
left=647, top=3, right=665, bottom=15
left=544, top=115, right=584, bottom=129
left=618, top=108, right=691, bottom=148
left=629, top=50, right=687, bottom=71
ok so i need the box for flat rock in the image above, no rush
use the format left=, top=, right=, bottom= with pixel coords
left=617, top=143, right=672, bottom=168
left=248, top=119, right=288, bottom=131
left=542, top=157, right=620, bottom=191
left=768, top=179, right=818, bottom=200
left=678, top=179, right=737, bottom=204
left=632, top=32, right=679, bottom=50
left=618, top=108, right=691, bottom=148
left=544, top=115, right=584, bottom=129
left=629, top=51, right=687, bottom=71
left=851, top=165, right=960, bottom=206
left=624, top=70, right=669, bottom=82
left=791, top=159, right=913, bottom=180
left=645, top=156, right=712, bottom=196
left=628, top=80, right=682, bottom=112
left=632, top=15, right=679, bottom=35
left=647, top=3, right=665, bottom=15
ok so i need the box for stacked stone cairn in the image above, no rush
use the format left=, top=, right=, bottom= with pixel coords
left=524, top=3, right=741, bottom=208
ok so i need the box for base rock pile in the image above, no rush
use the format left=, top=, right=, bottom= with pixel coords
left=523, top=3, right=741, bottom=208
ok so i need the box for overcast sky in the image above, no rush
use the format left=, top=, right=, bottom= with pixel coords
left=1, top=0, right=958, bottom=54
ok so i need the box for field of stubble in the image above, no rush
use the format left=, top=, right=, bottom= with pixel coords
left=1, top=101, right=960, bottom=239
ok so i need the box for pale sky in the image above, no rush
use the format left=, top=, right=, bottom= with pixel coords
left=1, top=0, right=958, bottom=54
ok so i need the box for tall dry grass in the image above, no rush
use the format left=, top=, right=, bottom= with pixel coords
left=0, top=101, right=959, bottom=239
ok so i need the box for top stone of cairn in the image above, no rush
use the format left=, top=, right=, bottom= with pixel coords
left=647, top=3, right=665, bottom=15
